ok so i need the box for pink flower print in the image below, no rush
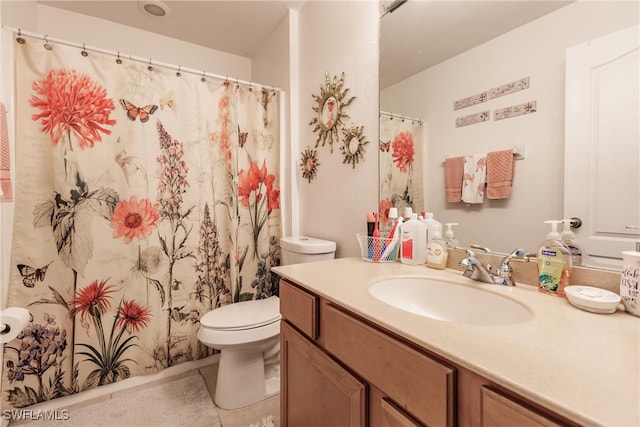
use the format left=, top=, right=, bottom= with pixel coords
left=110, top=196, right=160, bottom=244
left=30, top=68, right=116, bottom=149
left=391, top=131, right=415, bottom=173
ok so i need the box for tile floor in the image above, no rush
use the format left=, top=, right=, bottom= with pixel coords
left=198, top=363, right=280, bottom=427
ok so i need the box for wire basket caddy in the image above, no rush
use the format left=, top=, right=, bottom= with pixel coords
left=356, top=232, right=400, bottom=262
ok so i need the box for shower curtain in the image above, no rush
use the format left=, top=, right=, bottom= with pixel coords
left=379, top=114, right=423, bottom=222
left=2, top=38, right=281, bottom=409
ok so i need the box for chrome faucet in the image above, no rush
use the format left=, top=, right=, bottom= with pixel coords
left=458, top=248, right=527, bottom=286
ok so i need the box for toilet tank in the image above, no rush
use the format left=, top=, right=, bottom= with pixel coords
left=280, top=236, right=336, bottom=265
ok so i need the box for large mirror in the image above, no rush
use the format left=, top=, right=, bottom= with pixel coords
left=379, top=0, right=639, bottom=269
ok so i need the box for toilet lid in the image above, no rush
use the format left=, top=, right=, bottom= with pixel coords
left=200, top=296, right=281, bottom=331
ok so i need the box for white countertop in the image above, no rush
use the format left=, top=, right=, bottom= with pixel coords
left=272, top=257, right=640, bottom=427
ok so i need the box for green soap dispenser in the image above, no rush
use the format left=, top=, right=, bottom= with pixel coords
left=537, top=220, right=572, bottom=297
left=561, top=219, right=584, bottom=266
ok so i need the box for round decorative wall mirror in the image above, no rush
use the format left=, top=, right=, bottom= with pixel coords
left=340, top=126, right=369, bottom=168
left=300, top=147, right=320, bottom=183
left=309, top=72, right=356, bottom=153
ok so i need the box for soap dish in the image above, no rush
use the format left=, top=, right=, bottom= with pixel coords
left=565, top=286, right=621, bottom=314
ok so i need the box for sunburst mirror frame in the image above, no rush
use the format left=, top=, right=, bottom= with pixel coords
left=309, top=72, right=356, bottom=153
left=300, top=147, right=320, bottom=183
left=340, top=126, right=369, bottom=169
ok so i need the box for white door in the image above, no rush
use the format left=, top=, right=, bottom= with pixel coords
left=564, top=25, right=640, bottom=269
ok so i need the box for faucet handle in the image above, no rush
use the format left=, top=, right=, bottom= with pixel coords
left=496, top=248, right=526, bottom=286
left=500, top=248, right=527, bottom=265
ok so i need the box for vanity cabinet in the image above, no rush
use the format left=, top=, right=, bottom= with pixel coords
left=280, top=278, right=453, bottom=427
left=279, top=278, right=576, bottom=427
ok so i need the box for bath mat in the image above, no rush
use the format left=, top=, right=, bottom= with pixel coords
left=12, top=374, right=221, bottom=427
left=250, top=415, right=276, bottom=427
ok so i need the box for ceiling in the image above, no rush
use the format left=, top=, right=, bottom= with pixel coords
left=380, top=1, right=573, bottom=88
left=39, top=0, right=572, bottom=89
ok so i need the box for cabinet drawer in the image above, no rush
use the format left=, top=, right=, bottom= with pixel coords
left=279, top=279, right=319, bottom=340
left=321, top=302, right=455, bottom=427
left=481, top=387, right=563, bottom=427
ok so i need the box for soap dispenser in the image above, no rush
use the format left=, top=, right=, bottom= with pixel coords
left=537, top=220, right=572, bottom=297
left=426, top=230, right=448, bottom=269
left=443, top=223, right=459, bottom=249
left=561, top=219, right=584, bottom=266
left=620, top=238, right=640, bottom=317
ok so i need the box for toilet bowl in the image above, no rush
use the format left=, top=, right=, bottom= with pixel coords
left=197, top=296, right=281, bottom=410
left=197, top=236, right=336, bottom=410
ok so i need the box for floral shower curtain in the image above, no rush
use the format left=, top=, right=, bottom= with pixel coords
left=379, top=114, right=423, bottom=222
left=2, top=38, right=281, bottom=409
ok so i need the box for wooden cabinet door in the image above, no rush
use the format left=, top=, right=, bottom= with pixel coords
left=380, top=398, right=424, bottom=427
left=481, top=387, right=563, bottom=427
left=281, top=321, right=366, bottom=427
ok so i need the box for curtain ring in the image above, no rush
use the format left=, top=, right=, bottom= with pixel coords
left=200, top=71, right=206, bottom=83
left=43, top=36, right=52, bottom=51
left=81, top=44, right=88, bottom=57
left=176, top=65, right=181, bottom=77
left=115, top=52, right=122, bottom=64
left=16, top=29, right=25, bottom=44
left=248, top=82, right=253, bottom=92
left=147, top=59, right=153, bottom=72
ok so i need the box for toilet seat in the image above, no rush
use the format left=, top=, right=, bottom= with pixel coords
left=200, top=296, right=281, bottom=331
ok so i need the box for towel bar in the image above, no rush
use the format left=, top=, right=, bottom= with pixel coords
left=442, top=144, right=525, bottom=163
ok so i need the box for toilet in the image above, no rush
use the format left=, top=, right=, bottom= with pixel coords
left=280, top=236, right=337, bottom=265
left=197, top=235, right=336, bottom=410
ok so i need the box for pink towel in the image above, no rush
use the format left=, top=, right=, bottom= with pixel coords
left=444, top=156, right=464, bottom=203
left=0, top=102, right=12, bottom=202
left=486, top=149, right=515, bottom=199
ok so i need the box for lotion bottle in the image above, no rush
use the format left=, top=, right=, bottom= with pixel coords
left=620, top=240, right=640, bottom=317
left=426, top=230, right=448, bottom=269
left=561, top=219, right=584, bottom=266
left=537, top=220, right=572, bottom=297
left=400, top=213, right=427, bottom=265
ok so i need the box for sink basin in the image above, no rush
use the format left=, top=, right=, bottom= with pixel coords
left=369, top=277, right=531, bottom=326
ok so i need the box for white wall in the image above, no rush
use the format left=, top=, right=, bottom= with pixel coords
left=252, top=12, right=294, bottom=239
left=297, top=0, right=380, bottom=258
left=380, top=0, right=639, bottom=254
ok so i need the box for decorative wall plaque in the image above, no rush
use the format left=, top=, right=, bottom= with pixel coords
left=494, top=101, right=537, bottom=121
left=488, top=77, right=530, bottom=100
left=454, top=92, right=487, bottom=110
left=455, top=111, right=490, bottom=127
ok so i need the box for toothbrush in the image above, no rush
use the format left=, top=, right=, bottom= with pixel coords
left=380, top=217, right=402, bottom=260
left=373, top=213, right=381, bottom=261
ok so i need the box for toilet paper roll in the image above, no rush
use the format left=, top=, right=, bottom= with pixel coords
left=0, top=307, right=30, bottom=343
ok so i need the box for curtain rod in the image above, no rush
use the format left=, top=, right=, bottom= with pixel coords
left=2, top=26, right=283, bottom=93
left=379, top=110, right=423, bottom=124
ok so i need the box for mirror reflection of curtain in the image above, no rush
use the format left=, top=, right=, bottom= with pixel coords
left=2, top=38, right=280, bottom=409
left=379, top=113, right=423, bottom=222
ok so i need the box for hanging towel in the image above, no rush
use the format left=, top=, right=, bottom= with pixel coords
left=487, top=149, right=515, bottom=199
left=444, top=156, right=464, bottom=203
left=462, top=153, right=487, bottom=204
left=0, top=102, right=12, bottom=203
